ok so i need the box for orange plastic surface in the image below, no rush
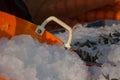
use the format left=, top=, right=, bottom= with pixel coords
left=23, top=0, right=120, bottom=27
left=77, top=2, right=120, bottom=23
left=24, top=0, right=119, bottom=25
left=0, top=11, right=62, bottom=45
left=0, top=78, right=4, bottom=80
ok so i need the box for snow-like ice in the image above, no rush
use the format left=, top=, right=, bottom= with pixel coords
left=0, top=23, right=120, bottom=80
left=0, top=35, right=88, bottom=80
left=56, top=24, right=120, bottom=79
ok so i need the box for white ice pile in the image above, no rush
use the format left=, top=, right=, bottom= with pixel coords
left=72, top=24, right=120, bottom=80
left=1, top=23, right=120, bottom=80
left=97, top=45, right=120, bottom=80
left=0, top=35, right=88, bottom=80
left=56, top=24, right=120, bottom=79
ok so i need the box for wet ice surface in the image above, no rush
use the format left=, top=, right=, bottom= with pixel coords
left=0, top=35, right=88, bottom=80
left=0, top=24, right=120, bottom=80
left=73, top=24, right=120, bottom=80
left=56, top=24, right=120, bottom=80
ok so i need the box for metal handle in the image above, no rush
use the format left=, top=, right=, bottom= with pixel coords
left=36, top=16, right=72, bottom=49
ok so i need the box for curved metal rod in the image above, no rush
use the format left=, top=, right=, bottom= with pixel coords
left=41, top=16, right=72, bottom=49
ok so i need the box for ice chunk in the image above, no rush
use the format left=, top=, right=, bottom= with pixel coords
left=0, top=35, right=88, bottom=80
